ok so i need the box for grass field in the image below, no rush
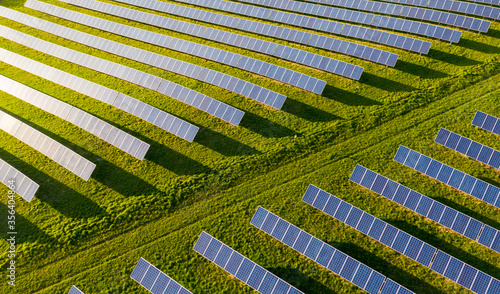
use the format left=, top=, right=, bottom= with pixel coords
left=0, top=0, right=499, bottom=293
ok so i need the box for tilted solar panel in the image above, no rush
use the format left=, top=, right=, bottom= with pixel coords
left=68, top=285, right=84, bottom=294
left=350, top=164, right=500, bottom=254
left=0, top=110, right=96, bottom=181
left=0, top=157, right=39, bottom=202
left=26, top=0, right=328, bottom=94
left=130, top=257, right=192, bottom=294
left=461, top=0, right=500, bottom=6
left=1, top=6, right=287, bottom=110
left=55, top=0, right=363, bottom=80
left=0, top=24, right=244, bottom=126
left=251, top=206, right=414, bottom=294
left=394, top=145, right=500, bottom=208
left=112, top=0, right=399, bottom=67
left=435, top=128, right=500, bottom=170
left=302, top=184, right=500, bottom=294
left=193, top=231, right=304, bottom=294
left=238, top=0, right=462, bottom=42
left=472, top=110, right=500, bottom=137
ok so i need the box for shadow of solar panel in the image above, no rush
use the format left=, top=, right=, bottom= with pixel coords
left=25, top=0, right=326, bottom=94
left=472, top=110, right=500, bottom=137
left=250, top=206, right=413, bottom=294
left=193, top=231, right=303, bottom=294
left=0, top=157, right=39, bottom=202
left=68, top=285, right=84, bottom=294
left=0, top=73, right=150, bottom=160
left=394, top=145, right=500, bottom=208
left=0, top=22, right=242, bottom=127
left=130, top=257, right=193, bottom=294
left=0, top=110, right=96, bottom=181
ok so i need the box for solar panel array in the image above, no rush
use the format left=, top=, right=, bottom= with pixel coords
left=302, top=184, right=500, bottom=294
left=0, top=110, right=96, bottom=181
left=0, top=24, right=244, bottom=127
left=0, top=47, right=198, bottom=144
left=472, top=110, right=500, bottom=137
left=193, top=231, right=304, bottom=294
left=113, top=0, right=400, bottom=66
left=68, top=285, right=84, bottom=294
left=130, top=257, right=192, bottom=294
left=297, top=0, right=491, bottom=32
left=378, top=0, right=500, bottom=21
left=2, top=7, right=286, bottom=109
left=435, top=128, right=500, bottom=170
left=238, top=0, right=462, bottom=42
left=26, top=0, right=328, bottom=93
left=465, top=0, right=500, bottom=6
left=58, top=0, right=364, bottom=80
left=169, top=0, right=431, bottom=55
left=0, top=157, right=39, bottom=202
left=350, top=164, right=500, bottom=254
left=394, top=145, right=500, bottom=209
left=0, top=73, right=150, bottom=160
left=250, top=206, right=414, bottom=294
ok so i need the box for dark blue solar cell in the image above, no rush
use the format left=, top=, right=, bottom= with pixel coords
left=313, top=190, right=331, bottom=210
left=193, top=232, right=212, bottom=254
left=339, top=257, right=359, bottom=281
left=430, top=251, right=451, bottom=274
left=404, top=191, right=422, bottom=211
left=487, top=278, right=500, bottom=294
left=328, top=250, right=347, bottom=274
left=141, top=266, right=160, bottom=290
left=478, top=225, right=497, bottom=248
left=204, top=238, right=222, bottom=261
left=392, top=231, right=411, bottom=254
left=262, top=213, right=279, bottom=234
left=352, top=263, right=372, bottom=289
left=490, top=151, right=500, bottom=169
left=247, top=265, right=266, bottom=289
left=323, top=195, right=341, bottom=216
left=150, top=273, right=170, bottom=294
left=164, top=280, right=181, bottom=294
left=379, top=279, right=399, bottom=294
left=471, top=180, right=488, bottom=200
left=428, top=201, right=445, bottom=223
left=459, top=174, right=476, bottom=194
left=415, top=196, right=433, bottom=217
left=304, top=237, right=323, bottom=260
left=271, top=280, right=291, bottom=294
left=439, top=207, right=457, bottom=229
left=235, top=258, right=255, bottom=282
left=364, top=271, right=385, bottom=294
left=225, top=252, right=244, bottom=275
left=464, top=218, right=483, bottom=241
left=415, top=155, right=431, bottom=174
left=445, top=132, right=461, bottom=150
left=361, top=169, right=377, bottom=189
left=214, top=245, right=233, bottom=268
left=271, top=219, right=290, bottom=241
left=472, top=111, right=487, bottom=128
left=131, top=258, right=150, bottom=282
left=380, top=225, right=399, bottom=247
left=350, top=165, right=367, bottom=184
left=345, top=207, right=363, bottom=228
left=316, top=244, right=335, bottom=267
left=448, top=170, right=465, bottom=189
left=451, top=213, right=470, bottom=235
left=444, top=257, right=464, bottom=282
left=288, top=287, right=303, bottom=294
left=490, top=234, right=500, bottom=253
left=394, top=146, right=410, bottom=163
left=417, top=243, right=436, bottom=267
left=426, top=160, right=443, bottom=179
left=457, top=263, right=478, bottom=289
left=404, top=237, right=423, bottom=260
left=436, top=164, right=453, bottom=184
left=251, top=206, right=269, bottom=228
left=435, top=128, right=450, bottom=145
left=405, top=150, right=421, bottom=168
left=382, top=180, right=399, bottom=200
left=282, top=225, right=300, bottom=247
left=478, top=147, right=494, bottom=165
left=483, top=115, right=497, bottom=132
left=484, top=185, right=499, bottom=205
left=258, top=273, right=278, bottom=294
left=371, top=175, right=388, bottom=194
left=302, top=185, right=319, bottom=204
left=393, top=186, right=410, bottom=205
left=334, top=201, right=352, bottom=222
left=356, top=212, right=375, bottom=234
left=465, top=141, right=482, bottom=159
left=471, top=270, right=492, bottom=294
left=368, top=218, right=386, bottom=241
left=293, top=231, right=312, bottom=254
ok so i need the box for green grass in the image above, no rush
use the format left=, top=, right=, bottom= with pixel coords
left=0, top=0, right=499, bottom=293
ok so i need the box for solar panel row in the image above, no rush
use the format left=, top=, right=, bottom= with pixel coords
left=193, top=231, right=304, bottom=294
left=114, top=0, right=400, bottom=66
left=250, top=206, right=414, bottom=294
left=435, top=128, right=500, bottom=170
left=59, top=0, right=364, bottom=80
left=1, top=7, right=286, bottom=110
left=350, top=164, right=500, bottom=254
left=26, top=0, right=328, bottom=93
left=472, top=110, right=500, bottom=137
left=239, top=0, right=462, bottom=42
left=302, top=184, right=500, bottom=294
left=68, top=285, right=84, bottom=294
left=0, top=46, right=198, bottom=143
left=394, top=145, right=500, bottom=209
left=0, top=73, right=150, bottom=160
left=465, top=0, right=500, bottom=6
left=300, top=0, right=491, bottom=32
left=130, top=257, right=192, bottom=294
left=0, top=24, right=244, bottom=126
left=0, top=110, right=96, bottom=181
left=378, top=0, right=500, bottom=21
left=0, top=157, right=39, bottom=202
left=171, top=0, right=431, bottom=54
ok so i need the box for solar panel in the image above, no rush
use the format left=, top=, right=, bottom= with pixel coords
left=300, top=0, right=491, bottom=32
left=112, top=0, right=398, bottom=67
left=349, top=164, right=500, bottom=254
left=394, top=145, right=500, bottom=209
left=377, top=0, right=500, bottom=21
left=0, top=110, right=96, bottom=181
left=193, top=231, right=304, bottom=294
left=237, top=0, right=461, bottom=42
left=2, top=6, right=286, bottom=109
left=435, top=128, right=500, bottom=170
left=26, top=0, right=327, bottom=94
left=130, top=257, right=193, bottom=294
left=250, top=206, right=414, bottom=294
left=68, top=285, right=84, bottom=294
left=0, top=24, right=244, bottom=126
left=463, top=0, right=500, bottom=6
left=0, top=157, right=39, bottom=202
left=176, top=0, right=429, bottom=55
left=302, top=184, right=500, bottom=294
left=472, top=110, right=500, bottom=137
